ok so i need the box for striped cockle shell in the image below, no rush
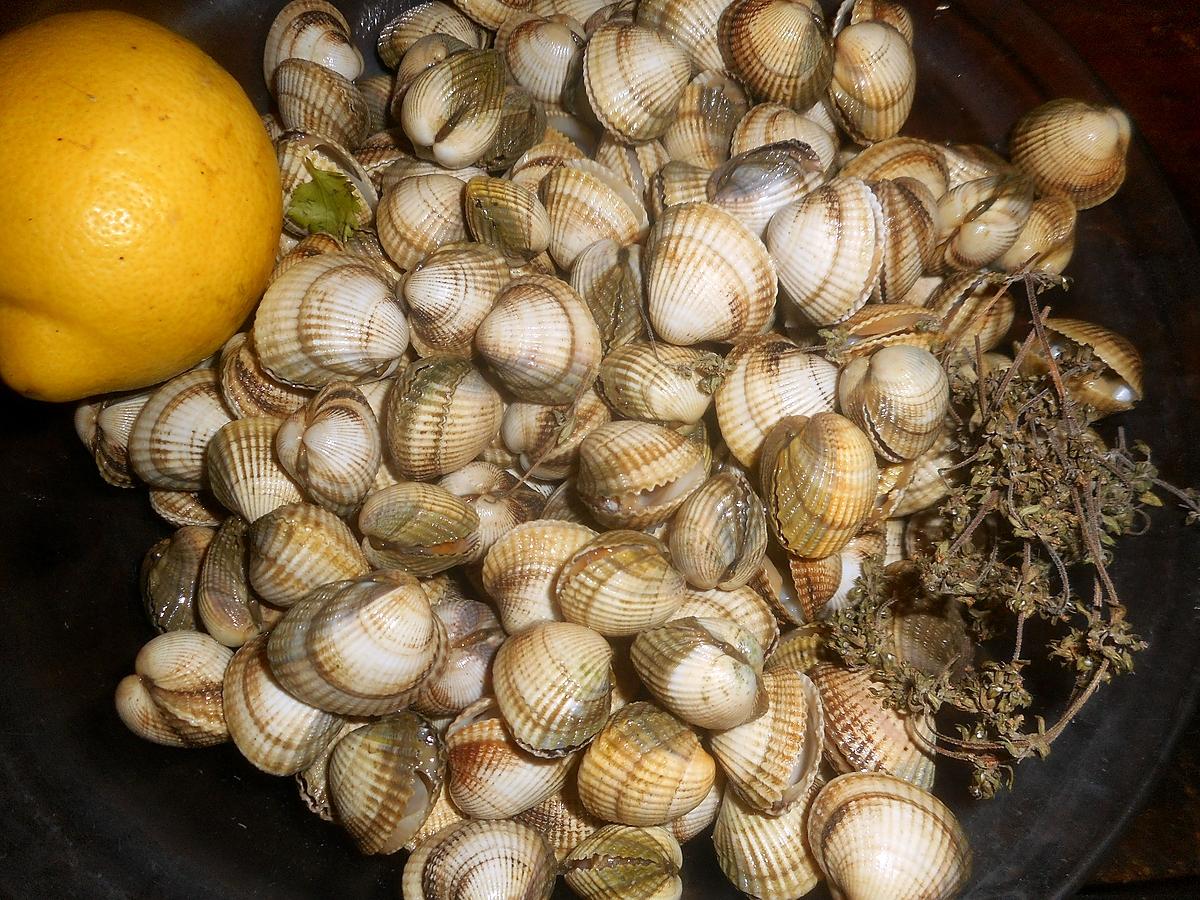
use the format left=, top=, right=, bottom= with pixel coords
left=403, top=242, right=510, bottom=357
left=841, top=135, right=950, bottom=199
left=597, top=342, right=724, bottom=426
left=709, top=667, right=823, bottom=813
left=1009, top=98, right=1131, bottom=210
left=707, top=140, right=826, bottom=238
left=354, top=128, right=414, bottom=193
left=115, top=631, right=232, bottom=748
left=456, top=0, right=534, bottom=31
left=718, top=0, right=834, bottom=111
left=401, top=49, right=505, bottom=169
left=400, top=819, right=557, bottom=900
left=391, top=33, right=472, bottom=120
left=631, top=617, right=766, bottom=731
left=646, top=160, right=712, bottom=221
left=482, top=519, right=599, bottom=633
left=273, top=58, right=370, bottom=149
left=197, top=515, right=283, bottom=648
left=377, top=2, right=481, bottom=69
left=74, top=389, right=151, bottom=488
left=563, top=825, right=683, bottom=900
left=223, top=634, right=345, bottom=775
left=668, top=773, right=724, bottom=844
left=247, top=501, right=369, bottom=607
left=788, top=529, right=886, bottom=622
left=842, top=0, right=914, bottom=43
left=492, top=621, right=614, bottom=757
left=828, top=21, right=915, bottom=145
left=254, top=254, right=409, bottom=388
left=379, top=156, right=487, bottom=194
left=500, top=387, right=612, bottom=480
left=126, top=368, right=232, bottom=491
left=1021, top=317, right=1144, bottom=420
left=275, top=382, right=381, bottom=516
left=437, top=461, right=545, bottom=563
left=263, top=0, right=362, bottom=85
left=358, top=482, right=480, bottom=576
left=713, top=779, right=822, bottom=900
left=463, top=176, right=551, bottom=263
left=823, top=302, right=947, bottom=366
left=637, top=0, right=727, bottom=72
left=670, top=585, right=780, bottom=659
left=356, top=73, right=392, bottom=134
left=808, top=773, right=972, bottom=899
left=766, top=623, right=827, bottom=674
left=593, top=135, right=672, bottom=200
left=645, top=202, right=777, bottom=346
left=766, top=177, right=884, bottom=327
left=810, top=663, right=937, bottom=789
left=539, top=159, right=649, bottom=269
left=569, top=240, right=646, bottom=355
left=149, top=489, right=226, bottom=528
left=556, top=530, right=687, bottom=637
left=577, top=701, right=716, bottom=827
left=445, top=699, right=575, bottom=819
left=474, top=81, right=548, bottom=175
left=328, top=712, right=446, bottom=855
left=730, top=102, right=839, bottom=172
left=582, top=22, right=694, bottom=143
left=507, top=135, right=588, bottom=190
left=928, top=272, right=1016, bottom=354
left=935, top=174, right=1035, bottom=271
left=267, top=571, right=448, bottom=716
left=870, top=177, right=940, bottom=304
left=412, top=599, right=506, bottom=717
left=502, top=13, right=586, bottom=112
left=576, top=420, right=711, bottom=529
left=661, top=71, right=749, bottom=169
left=475, top=275, right=603, bottom=405
left=995, top=193, right=1078, bottom=275
left=219, top=332, right=312, bottom=421
left=838, top=345, right=950, bottom=463
left=760, top=413, right=879, bottom=559
left=668, top=470, right=767, bottom=591
left=206, top=417, right=304, bottom=523
left=939, top=140, right=1015, bottom=190
left=516, top=783, right=605, bottom=861
left=714, top=334, right=838, bottom=469
left=382, top=355, right=503, bottom=480
left=889, top=429, right=956, bottom=518
left=376, top=173, right=468, bottom=271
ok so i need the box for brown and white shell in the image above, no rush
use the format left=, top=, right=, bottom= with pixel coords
left=500, top=387, right=612, bottom=480
left=713, top=779, right=822, bottom=900
left=377, top=2, right=481, bottom=69
left=247, top=501, right=369, bottom=607
left=707, top=140, right=826, bottom=239
left=668, top=470, right=768, bottom=591
left=636, top=0, right=728, bottom=73
left=539, top=159, right=649, bottom=269
left=597, top=342, right=724, bottom=426
left=264, top=0, right=363, bottom=85
left=273, top=58, right=370, bottom=149
left=563, top=824, right=683, bottom=900
left=197, top=515, right=282, bottom=648
left=718, top=0, right=833, bottom=111
left=218, top=332, right=312, bottom=421
left=127, top=368, right=233, bottom=491
left=403, top=242, right=510, bottom=357
left=828, top=20, right=915, bottom=145
left=376, top=173, right=469, bottom=271
left=358, top=481, right=481, bottom=576
left=841, top=135, right=950, bottom=199
left=401, top=49, right=506, bottom=169
left=400, top=819, right=557, bottom=900
left=413, top=599, right=506, bottom=717
left=838, top=345, right=950, bottom=463
left=206, top=417, right=305, bottom=523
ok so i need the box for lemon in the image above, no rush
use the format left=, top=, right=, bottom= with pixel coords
left=0, top=11, right=282, bottom=402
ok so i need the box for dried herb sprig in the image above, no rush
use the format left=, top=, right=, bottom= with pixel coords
left=826, top=276, right=1200, bottom=798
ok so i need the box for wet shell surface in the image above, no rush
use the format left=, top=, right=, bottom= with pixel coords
left=413, top=598, right=505, bottom=717
left=661, top=72, right=748, bottom=170
left=841, top=135, right=950, bottom=199
left=516, top=783, right=605, bottom=861
left=500, top=387, right=612, bottom=481
left=127, top=369, right=233, bottom=491
left=838, top=345, right=950, bottom=462
left=403, top=242, right=510, bottom=357
left=539, top=159, right=649, bottom=270
left=400, top=818, right=557, bottom=900
left=273, top=58, right=370, bottom=150
left=197, top=515, right=281, bottom=648
left=140, top=526, right=213, bottom=633
left=828, top=20, right=915, bottom=145
left=219, top=332, right=313, bottom=421
left=206, top=417, right=304, bottom=523
left=707, top=140, right=826, bottom=239
left=263, top=0, right=362, bottom=85
left=569, top=239, right=646, bottom=354
left=563, top=824, right=683, bottom=900
left=597, top=342, right=724, bottom=427
left=668, top=470, right=768, bottom=591
left=718, top=0, right=834, bottom=111
left=400, top=49, right=506, bottom=169
left=730, top=102, right=839, bottom=172
left=247, top=501, right=369, bottom=607
left=808, top=773, right=972, bottom=900
left=935, top=174, right=1035, bottom=271
left=376, top=173, right=468, bottom=272
left=1023, top=317, right=1144, bottom=419
left=377, top=1, right=481, bottom=68
left=636, top=0, right=727, bottom=73
left=995, top=192, right=1078, bottom=274
left=670, top=585, right=780, bottom=660
left=358, top=481, right=481, bottom=576
left=713, top=782, right=822, bottom=900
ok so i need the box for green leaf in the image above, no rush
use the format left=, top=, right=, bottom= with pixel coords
left=285, top=159, right=365, bottom=242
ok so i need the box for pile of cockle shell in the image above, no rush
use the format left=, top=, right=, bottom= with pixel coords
left=78, top=0, right=1143, bottom=897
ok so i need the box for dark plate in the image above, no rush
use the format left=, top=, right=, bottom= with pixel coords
left=1, top=1, right=1198, bottom=897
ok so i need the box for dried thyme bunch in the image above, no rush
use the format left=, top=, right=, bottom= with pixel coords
left=827, top=283, right=1200, bottom=798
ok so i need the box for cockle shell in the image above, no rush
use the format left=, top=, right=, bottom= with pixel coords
left=838, top=345, right=950, bottom=462
left=377, top=173, right=469, bottom=271
left=645, top=202, right=777, bottom=346
left=413, top=599, right=505, bottom=717
left=730, top=102, right=839, bottom=172
left=140, top=525, right=213, bottom=633
left=382, top=355, right=504, bottom=480
left=577, top=701, right=716, bottom=826
left=843, top=0, right=914, bottom=43
left=841, top=135, right=950, bottom=199
left=871, top=177, right=940, bottom=303
left=995, top=193, right=1077, bottom=275
left=714, top=334, right=838, bottom=469
left=583, top=22, right=694, bottom=142
left=247, top=501, right=369, bottom=606
left=597, top=342, right=724, bottom=426
left=219, top=332, right=312, bottom=420
left=492, top=621, right=614, bottom=757
left=127, top=369, right=232, bottom=491
left=267, top=571, right=448, bottom=716
left=517, top=783, right=605, bottom=861
left=198, top=515, right=282, bottom=648
left=508, top=135, right=588, bottom=190
left=391, top=33, right=472, bottom=118
left=668, top=774, right=724, bottom=844
left=500, top=387, right=613, bottom=480
left=264, top=0, right=362, bottom=85
left=400, top=819, right=557, bottom=900
left=808, top=773, right=972, bottom=899
left=1021, top=317, right=1144, bottom=419
left=377, top=2, right=481, bottom=69
left=358, top=482, right=480, bottom=576
left=668, top=471, right=767, bottom=591
left=502, top=13, right=586, bottom=112
left=475, top=275, right=603, bottom=405
left=254, top=254, right=409, bottom=387
left=927, top=272, right=1016, bottom=354
left=401, top=49, right=506, bottom=169
left=463, top=176, right=551, bottom=263
left=576, top=420, right=711, bottom=529
left=74, top=389, right=151, bottom=488
left=646, top=161, right=712, bottom=220
left=1009, top=98, right=1131, bottom=209
left=273, top=58, right=370, bottom=149
left=760, top=413, right=879, bottom=559
left=718, top=0, right=833, bottom=111
left=115, top=631, right=232, bottom=748
left=149, top=489, right=226, bottom=528
left=766, top=623, right=827, bottom=674
left=939, top=141, right=1015, bottom=190
left=206, top=417, right=304, bottom=523
left=568, top=239, right=645, bottom=354
left=594, top=135, right=673, bottom=199
left=828, top=20, right=915, bottom=145
left=401, top=783, right=467, bottom=852
left=661, top=72, right=748, bottom=169
left=670, top=585, right=780, bottom=659
left=437, top=462, right=544, bottom=563
left=482, top=519, right=599, bottom=633
left=713, top=781, right=822, bottom=900
left=563, top=825, right=683, bottom=900
left=636, top=0, right=727, bottom=73
left=403, top=242, right=510, bottom=357
left=540, top=159, right=649, bottom=269
left=354, top=128, right=415, bottom=192
left=708, top=140, right=826, bottom=239
left=935, top=174, right=1035, bottom=272
left=788, top=530, right=885, bottom=621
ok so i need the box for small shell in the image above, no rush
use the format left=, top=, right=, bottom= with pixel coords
left=820, top=302, right=943, bottom=365
left=198, top=515, right=282, bottom=648
left=935, top=174, right=1036, bottom=271
left=273, top=58, right=369, bottom=149
left=383, top=356, right=503, bottom=480
left=766, top=623, right=827, bottom=673
left=636, top=0, right=726, bottom=72
left=556, top=530, right=686, bottom=637
left=475, top=275, right=603, bottom=404
left=730, top=102, right=839, bottom=172
left=667, top=774, right=724, bottom=844
left=838, top=346, right=950, bottom=462
left=391, top=34, right=472, bottom=118
left=401, top=49, right=505, bottom=169
left=358, top=482, right=480, bottom=576
left=890, top=430, right=956, bottom=518
left=267, top=571, right=448, bottom=716
left=563, top=825, right=683, bottom=900
left=140, top=526, right=213, bottom=632
left=380, top=157, right=487, bottom=194
left=463, top=176, right=551, bottom=264
left=377, top=174, right=469, bottom=272
left=788, top=530, right=885, bottom=621
left=766, top=177, right=884, bottom=327
left=569, top=240, right=646, bottom=355
left=223, top=635, right=345, bottom=775
left=808, top=773, right=971, bottom=899
left=577, top=701, right=716, bottom=826
left=277, top=132, right=378, bottom=240
left=631, top=617, right=766, bottom=731
left=870, top=177, right=940, bottom=304
left=1021, top=317, right=1144, bottom=419
left=1009, top=98, right=1131, bottom=209
left=128, top=369, right=233, bottom=491
left=517, top=784, right=605, bottom=861
left=841, top=136, right=950, bottom=198
left=668, top=471, right=767, bottom=591
left=844, top=0, right=914, bottom=44
left=810, top=663, right=936, bottom=789
left=400, top=819, right=557, bottom=900
left=661, top=72, right=749, bottom=169
left=576, top=420, right=711, bottom=529
left=828, top=21, right=915, bottom=145
left=275, top=382, right=381, bottom=516
left=501, top=387, right=613, bottom=480
left=115, top=631, right=232, bottom=748
left=707, top=140, right=826, bottom=239
left=714, top=334, right=838, bottom=469
left=446, top=699, right=575, bottom=819
left=503, top=14, right=587, bottom=111
left=482, top=519, right=599, bottom=633
left=354, top=129, right=414, bottom=192
left=356, top=73, right=392, bottom=134
left=413, top=599, right=506, bottom=717
left=646, top=161, right=712, bottom=220
left=264, top=0, right=363, bottom=85
left=928, top=272, right=1016, bottom=355
left=597, top=342, right=724, bottom=425
left=713, top=782, right=822, bottom=900
left=254, top=254, right=409, bottom=387
left=760, top=413, right=879, bottom=559
left=247, top=501, right=369, bottom=607
left=994, top=193, right=1077, bottom=275
left=149, top=489, right=226, bottom=528
left=583, top=22, right=694, bottom=142
left=540, top=159, right=649, bottom=269
left=377, top=2, right=481, bottom=69
left=719, top=0, right=833, bottom=111
left=218, top=332, right=312, bottom=420
left=74, top=390, right=151, bottom=488
left=206, top=417, right=304, bottom=522
left=508, top=136, right=588, bottom=190
left=645, top=202, right=777, bottom=345
left=403, top=242, right=510, bottom=357
left=709, top=668, right=823, bottom=813
left=437, top=462, right=545, bottom=562
left=492, top=621, right=614, bottom=757
left=671, top=585, right=779, bottom=659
